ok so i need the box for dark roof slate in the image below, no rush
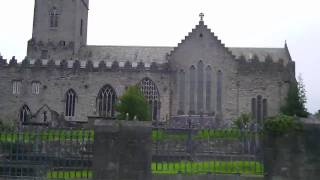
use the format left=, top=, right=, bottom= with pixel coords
left=78, top=45, right=290, bottom=64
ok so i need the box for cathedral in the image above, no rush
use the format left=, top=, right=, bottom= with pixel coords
left=0, top=0, right=295, bottom=128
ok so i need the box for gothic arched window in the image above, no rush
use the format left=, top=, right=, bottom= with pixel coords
left=97, top=85, right=117, bottom=118
left=139, top=78, right=160, bottom=121
left=197, top=61, right=204, bottom=113
left=251, top=98, right=257, bottom=120
left=257, top=95, right=262, bottom=123
left=49, top=7, right=59, bottom=28
left=189, top=66, right=196, bottom=114
left=206, top=66, right=212, bottom=114
left=32, top=81, right=41, bottom=95
left=20, top=105, right=31, bottom=123
left=65, top=89, right=77, bottom=117
left=178, top=70, right=185, bottom=114
left=217, top=70, right=223, bottom=114
left=252, top=95, right=268, bottom=126
left=263, top=98, right=268, bottom=120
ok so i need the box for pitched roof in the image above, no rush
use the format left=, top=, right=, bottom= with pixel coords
left=78, top=45, right=173, bottom=64
left=78, top=45, right=290, bottom=65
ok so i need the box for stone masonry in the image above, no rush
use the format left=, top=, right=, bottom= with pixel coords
left=0, top=0, right=295, bottom=127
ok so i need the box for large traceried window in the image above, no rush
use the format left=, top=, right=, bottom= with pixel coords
left=206, top=66, right=212, bottom=114
left=178, top=70, right=185, bottom=114
left=197, top=61, right=204, bottom=113
left=216, top=70, right=223, bottom=114
left=251, top=95, right=268, bottom=126
left=257, top=95, right=262, bottom=123
left=13, top=80, right=22, bottom=95
left=262, top=99, right=268, bottom=120
left=189, top=66, right=196, bottom=114
left=139, top=78, right=160, bottom=121
left=32, top=81, right=40, bottom=95
left=49, top=7, right=59, bottom=28
left=65, top=89, right=77, bottom=117
left=97, top=85, right=117, bottom=118
left=20, top=105, right=31, bottom=123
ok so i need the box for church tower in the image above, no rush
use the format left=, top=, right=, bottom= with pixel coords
left=27, top=0, right=89, bottom=60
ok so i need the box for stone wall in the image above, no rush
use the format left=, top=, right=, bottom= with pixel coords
left=153, top=174, right=263, bottom=180
left=168, top=21, right=294, bottom=125
left=0, top=59, right=170, bottom=124
left=93, top=120, right=152, bottom=180
left=263, top=122, right=320, bottom=180
left=0, top=50, right=293, bottom=127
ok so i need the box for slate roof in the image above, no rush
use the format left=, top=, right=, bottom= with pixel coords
left=78, top=45, right=290, bottom=64
left=78, top=45, right=173, bottom=64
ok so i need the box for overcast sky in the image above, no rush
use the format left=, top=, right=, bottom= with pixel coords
left=0, top=0, right=319, bottom=113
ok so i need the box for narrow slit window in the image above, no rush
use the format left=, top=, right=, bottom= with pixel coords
left=32, top=82, right=40, bottom=95
left=65, top=89, right=77, bottom=117
left=49, top=7, right=59, bottom=28
left=12, top=80, right=22, bottom=95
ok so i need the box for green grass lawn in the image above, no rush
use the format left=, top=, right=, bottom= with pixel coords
left=152, top=129, right=260, bottom=141
left=47, top=170, right=92, bottom=179
left=0, top=128, right=260, bottom=143
left=0, top=130, right=94, bottom=143
left=46, top=160, right=263, bottom=179
left=151, top=160, right=264, bottom=175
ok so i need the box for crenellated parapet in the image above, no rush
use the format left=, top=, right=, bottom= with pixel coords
left=0, top=55, right=7, bottom=66
left=0, top=56, right=170, bottom=73
left=27, top=38, right=75, bottom=51
left=236, top=54, right=295, bottom=82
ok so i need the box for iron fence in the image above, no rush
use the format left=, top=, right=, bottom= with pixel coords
left=0, top=127, right=93, bottom=179
left=152, top=127, right=264, bottom=175
left=0, top=126, right=264, bottom=179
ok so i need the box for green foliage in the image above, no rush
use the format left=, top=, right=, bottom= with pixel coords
left=47, top=160, right=264, bottom=178
left=47, top=170, right=92, bottom=179
left=281, top=75, right=308, bottom=117
left=0, top=130, right=94, bottom=143
left=115, top=85, right=150, bottom=121
left=0, top=119, right=14, bottom=130
left=152, top=160, right=264, bottom=175
left=152, top=129, right=258, bottom=141
left=264, top=114, right=303, bottom=136
left=232, top=113, right=252, bottom=130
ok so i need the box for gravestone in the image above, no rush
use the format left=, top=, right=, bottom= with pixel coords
left=93, top=120, right=152, bottom=180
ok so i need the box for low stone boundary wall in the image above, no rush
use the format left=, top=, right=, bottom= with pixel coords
left=153, top=174, right=263, bottom=180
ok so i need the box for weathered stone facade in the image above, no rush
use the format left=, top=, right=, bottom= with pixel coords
left=0, top=0, right=295, bottom=127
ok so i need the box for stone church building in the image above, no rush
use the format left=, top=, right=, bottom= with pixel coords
left=0, top=0, right=295, bottom=128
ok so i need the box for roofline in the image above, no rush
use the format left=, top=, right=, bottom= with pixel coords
left=284, top=42, right=293, bottom=61
left=84, top=45, right=174, bottom=48
left=229, top=47, right=286, bottom=49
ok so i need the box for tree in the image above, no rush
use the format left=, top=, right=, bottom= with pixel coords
left=115, top=86, right=150, bottom=121
left=281, top=74, right=308, bottom=117
left=315, top=110, right=320, bottom=120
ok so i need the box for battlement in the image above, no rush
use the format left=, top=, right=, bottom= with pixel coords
left=0, top=56, right=170, bottom=73
left=236, top=54, right=295, bottom=74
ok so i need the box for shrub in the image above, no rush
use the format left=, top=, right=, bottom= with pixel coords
left=115, top=85, right=150, bottom=121
left=264, top=114, right=303, bottom=136
left=233, top=113, right=252, bottom=130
